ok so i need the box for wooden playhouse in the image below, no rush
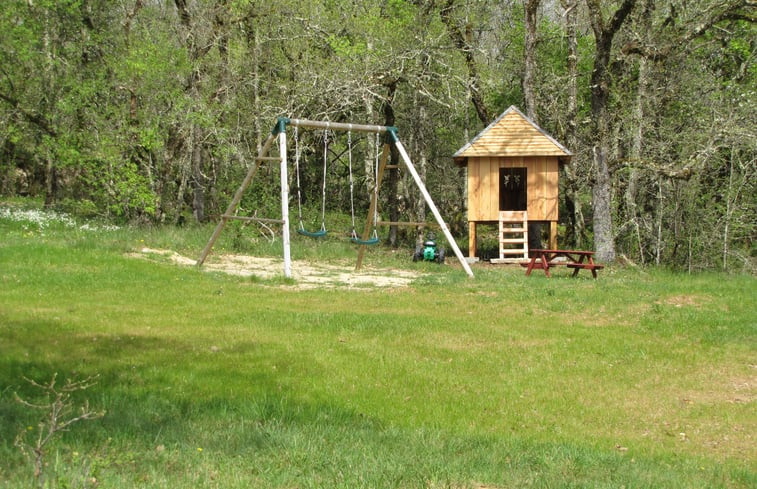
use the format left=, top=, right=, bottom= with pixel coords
left=453, top=106, right=572, bottom=262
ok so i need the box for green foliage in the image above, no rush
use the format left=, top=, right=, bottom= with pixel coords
left=326, top=33, right=368, bottom=57
left=0, top=0, right=754, bottom=271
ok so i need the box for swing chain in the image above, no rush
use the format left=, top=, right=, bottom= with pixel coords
left=348, top=131, right=358, bottom=239
left=371, top=132, right=380, bottom=238
left=320, top=130, right=328, bottom=232
left=294, top=126, right=304, bottom=228
left=294, top=126, right=328, bottom=237
left=348, top=131, right=380, bottom=244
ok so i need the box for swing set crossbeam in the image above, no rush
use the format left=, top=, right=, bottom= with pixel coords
left=283, top=117, right=395, bottom=136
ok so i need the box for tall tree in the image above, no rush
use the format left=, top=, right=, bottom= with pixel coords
left=522, top=0, right=541, bottom=121
left=440, top=0, right=491, bottom=124
left=559, top=0, right=587, bottom=248
left=174, top=0, right=208, bottom=222
left=585, top=0, right=638, bottom=262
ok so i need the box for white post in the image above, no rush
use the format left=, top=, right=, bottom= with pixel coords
left=278, top=131, right=292, bottom=278
left=394, top=140, right=474, bottom=278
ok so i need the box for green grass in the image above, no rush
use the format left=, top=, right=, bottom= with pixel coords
left=0, top=202, right=755, bottom=488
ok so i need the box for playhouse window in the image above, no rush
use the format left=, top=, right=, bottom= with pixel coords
left=499, top=168, right=527, bottom=211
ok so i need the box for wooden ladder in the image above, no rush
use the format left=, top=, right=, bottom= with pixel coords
left=496, top=210, right=528, bottom=263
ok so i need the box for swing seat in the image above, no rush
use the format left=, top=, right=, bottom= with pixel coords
left=351, top=236, right=380, bottom=246
left=297, top=227, right=327, bottom=238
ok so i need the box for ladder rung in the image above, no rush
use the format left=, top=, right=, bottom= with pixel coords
left=501, top=228, right=527, bottom=233
left=500, top=249, right=528, bottom=255
left=500, top=238, right=526, bottom=244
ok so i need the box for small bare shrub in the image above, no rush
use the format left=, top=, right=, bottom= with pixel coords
left=14, top=373, right=105, bottom=488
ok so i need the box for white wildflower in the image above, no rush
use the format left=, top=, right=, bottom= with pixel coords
left=0, top=206, right=119, bottom=231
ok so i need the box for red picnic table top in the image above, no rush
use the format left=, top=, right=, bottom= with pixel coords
left=522, top=249, right=604, bottom=278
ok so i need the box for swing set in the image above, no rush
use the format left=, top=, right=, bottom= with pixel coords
left=197, top=117, right=474, bottom=279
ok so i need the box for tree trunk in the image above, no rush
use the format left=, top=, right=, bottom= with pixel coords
left=586, top=0, right=637, bottom=262
left=42, top=6, right=57, bottom=208
left=560, top=0, right=585, bottom=248
left=43, top=153, right=58, bottom=208
left=654, top=177, right=663, bottom=265
left=625, top=0, right=654, bottom=263
left=625, top=55, right=646, bottom=263
left=383, top=81, right=400, bottom=247
left=251, top=25, right=262, bottom=154
left=723, top=146, right=734, bottom=270
left=174, top=0, right=210, bottom=223
left=191, top=126, right=206, bottom=222
left=523, top=0, right=540, bottom=122
left=440, top=0, right=490, bottom=125
left=591, top=145, right=614, bottom=260
left=413, top=93, right=428, bottom=244
left=364, top=93, right=377, bottom=195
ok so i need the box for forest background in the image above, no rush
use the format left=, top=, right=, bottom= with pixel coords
left=0, top=0, right=754, bottom=271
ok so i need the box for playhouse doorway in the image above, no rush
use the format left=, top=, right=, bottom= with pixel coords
left=499, top=167, right=527, bottom=211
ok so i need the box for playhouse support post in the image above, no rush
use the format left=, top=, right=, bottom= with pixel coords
left=549, top=221, right=558, bottom=250
left=393, top=139, right=474, bottom=278
left=468, top=221, right=477, bottom=258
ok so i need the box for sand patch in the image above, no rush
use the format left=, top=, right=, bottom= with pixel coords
left=132, top=248, right=422, bottom=289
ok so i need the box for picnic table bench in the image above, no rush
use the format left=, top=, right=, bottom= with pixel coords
left=521, top=249, right=604, bottom=278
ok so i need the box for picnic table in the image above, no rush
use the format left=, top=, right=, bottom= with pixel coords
left=523, top=249, right=604, bottom=278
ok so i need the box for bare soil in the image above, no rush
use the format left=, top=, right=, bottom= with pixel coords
left=133, top=248, right=422, bottom=289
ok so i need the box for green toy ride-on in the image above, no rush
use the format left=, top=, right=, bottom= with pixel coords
left=413, top=234, right=445, bottom=264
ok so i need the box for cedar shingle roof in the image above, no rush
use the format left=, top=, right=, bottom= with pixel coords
left=453, top=106, right=572, bottom=164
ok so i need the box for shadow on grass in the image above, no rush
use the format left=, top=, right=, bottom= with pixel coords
left=3, top=332, right=754, bottom=489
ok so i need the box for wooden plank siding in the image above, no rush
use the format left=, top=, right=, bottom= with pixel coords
left=467, top=156, right=558, bottom=222
left=467, top=156, right=481, bottom=221
left=486, top=157, right=498, bottom=219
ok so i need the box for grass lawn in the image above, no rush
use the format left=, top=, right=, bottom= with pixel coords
left=1, top=202, right=755, bottom=488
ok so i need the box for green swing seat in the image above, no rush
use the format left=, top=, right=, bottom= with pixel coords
left=350, top=229, right=379, bottom=245
left=351, top=235, right=380, bottom=246
left=297, top=226, right=327, bottom=238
